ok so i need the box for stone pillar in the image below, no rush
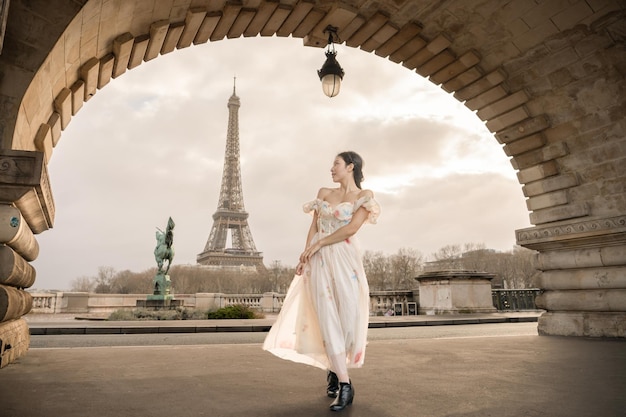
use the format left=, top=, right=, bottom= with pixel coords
left=0, top=150, right=53, bottom=366
left=261, top=292, right=282, bottom=313
left=194, top=293, right=224, bottom=311
left=416, top=270, right=497, bottom=315
left=517, top=216, right=626, bottom=337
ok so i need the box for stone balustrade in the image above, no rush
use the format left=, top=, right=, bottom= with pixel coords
left=28, top=289, right=539, bottom=316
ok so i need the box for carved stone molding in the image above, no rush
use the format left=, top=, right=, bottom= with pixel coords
left=516, top=215, right=626, bottom=251
left=0, top=150, right=54, bottom=233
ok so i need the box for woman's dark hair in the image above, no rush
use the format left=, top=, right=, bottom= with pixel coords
left=338, top=151, right=364, bottom=189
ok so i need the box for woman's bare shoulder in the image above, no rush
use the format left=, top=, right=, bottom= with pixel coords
left=358, top=189, right=374, bottom=198
left=316, top=187, right=334, bottom=199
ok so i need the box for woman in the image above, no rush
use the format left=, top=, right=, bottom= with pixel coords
left=263, top=151, right=380, bottom=412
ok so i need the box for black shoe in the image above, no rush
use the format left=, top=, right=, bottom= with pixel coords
left=329, top=382, right=354, bottom=411
left=327, top=371, right=339, bottom=398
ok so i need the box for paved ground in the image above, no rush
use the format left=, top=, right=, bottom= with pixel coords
left=1, top=313, right=625, bottom=417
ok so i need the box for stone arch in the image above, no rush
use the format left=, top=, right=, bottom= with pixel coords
left=0, top=1, right=624, bottom=364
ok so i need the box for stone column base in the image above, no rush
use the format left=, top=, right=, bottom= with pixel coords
left=538, top=312, right=626, bottom=337
left=0, top=318, right=30, bottom=368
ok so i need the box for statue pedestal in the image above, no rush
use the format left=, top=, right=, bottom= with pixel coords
left=136, top=271, right=183, bottom=310
left=416, top=270, right=497, bottom=315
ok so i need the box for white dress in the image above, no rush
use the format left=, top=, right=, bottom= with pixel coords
left=263, top=196, right=381, bottom=371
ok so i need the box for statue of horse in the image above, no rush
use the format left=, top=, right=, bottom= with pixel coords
left=154, top=217, right=175, bottom=274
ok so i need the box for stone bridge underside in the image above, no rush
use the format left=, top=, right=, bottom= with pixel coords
left=0, top=0, right=624, bottom=365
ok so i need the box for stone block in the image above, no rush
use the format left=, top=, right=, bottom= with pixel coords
left=529, top=202, right=589, bottom=224
left=0, top=319, right=30, bottom=368
left=374, top=21, right=421, bottom=58
left=552, top=1, right=594, bottom=31
left=430, top=51, right=481, bottom=85
left=70, top=80, right=84, bottom=115
left=455, top=68, right=507, bottom=101
left=0, top=245, right=36, bottom=288
left=358, top=22, right=398, bottom=53
left=441, top=66, right=483, bottom=93
left=34, top=124, right=52, bottom=163
left=517, top=160, right=559, bottom=183
left=511, top=142, right=569, bottom=170
left=211, top=3, right=242, bottom=41
left=260, top=5, right=291, bottom=37
left=112, top=32, right=134, bottom=78
left=526, top=189, right=568, bottom=211
left=513, top=20, right=559, bottom=52
left=245, top=2, right=280, bottom=38
left=537, top=47, right=580, bottom=78
left=145, top=20, right=170, bottom=61
left=161, top=22, right=185, bottom=54
left=128, top=34, right=149, bottom=69
left=538, top=311, right=626, bottom=337
left=194, top=11, right=222, bottom=44
left=537, top=244, right=626, bottom=270
left=0, top=285, right=33, bottom=322
left=79, top=57, right=99, bottom=101
left=97, top=53, right=115, bottom=89
left=195, top=293, right=223, bottom=311
left=292, top=9, right=325, bottom=39
left=535, top=289, right=626, bottom=312
left=574, top=30, right=614, bottom=58
left=276, top=2, right=314, bottom=38
left=503, top=133, right=546, bottom=156
left=47, top=112, right=61, bottom=147
left=522, top=173, right=579, bottom=197
left=417, top=50, right=456, bottom=77
left=53, top=87, right=72, bottom=130
left=346, top=12, right=388, bottom=47
left=388, top=35, right=426, bottom=63
left=416, top=271, right=496, bottom=314
left=404, top=34, right=451, bottom=70
left=338, top=15, right=367, bottom=44
left=465, top=85, right=508, bottom=111
left=178, top=8, right=207, bottom=47
left=539, top=266, right=626, bottom=290
left=486, top=105, right=529, bottom=132
left=478, top=90, right=530, bottom=120
left=60, top=292, right=89, bottom=313
left=0, top=204, right=37, bottom=258
left=522, top=1, right=568, bottom=29
left=507, top=17, right=530, bottom=38
left=228, top=8, right=258, bottom=39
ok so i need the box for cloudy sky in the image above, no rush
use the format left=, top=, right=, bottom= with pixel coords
left=31, top=36, right=531, bottom=290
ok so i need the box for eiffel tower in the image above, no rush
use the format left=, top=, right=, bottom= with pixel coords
left=197, top=81, right=265, bottom=271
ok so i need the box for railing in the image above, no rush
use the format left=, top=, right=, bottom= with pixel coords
left=369, top=290, right=417, bottom=316
left=27, top=289, right=540, bottom=315
left=492, top=289, right=541, bottom=311
left=223, top=294, right=262, bottom=309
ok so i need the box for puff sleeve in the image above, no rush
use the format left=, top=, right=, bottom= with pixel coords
left=354, top=196, right=381, bottom=224
left=303, top=199, right=322, bottom=214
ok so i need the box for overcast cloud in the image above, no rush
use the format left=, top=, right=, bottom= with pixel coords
left=31, top=36, right=531, bottom=290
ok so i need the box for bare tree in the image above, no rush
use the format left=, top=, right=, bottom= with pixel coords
left=94, top=266, right=116, bottom=293
left=70, top=276, right=95, bottom=292
left=363, top=251, right=390, bottom=290
left=389, top=248, right=423, bottom=289
left=430, top=244, right=463, bottom=269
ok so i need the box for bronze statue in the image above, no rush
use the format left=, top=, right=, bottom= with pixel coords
left=154, top=217, right=175, bottom=274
